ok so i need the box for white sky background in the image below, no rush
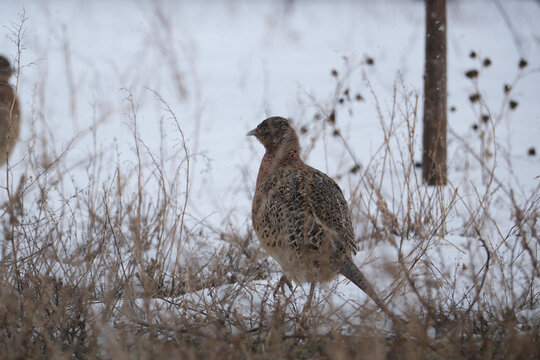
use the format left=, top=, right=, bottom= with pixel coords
left=1, top=0, right=539, bottom=230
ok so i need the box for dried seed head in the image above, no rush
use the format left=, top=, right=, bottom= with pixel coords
left=328, top=110, right=336, bottom=124
left=469, top=93, right=481, bottom=103
left=465, top=69, right=479, bottom=79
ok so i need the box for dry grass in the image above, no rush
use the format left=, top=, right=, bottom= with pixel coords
left=1, top=11, right=539, bottom=360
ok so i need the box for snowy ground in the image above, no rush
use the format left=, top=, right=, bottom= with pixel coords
left=1, top=0, right=539, bottom=320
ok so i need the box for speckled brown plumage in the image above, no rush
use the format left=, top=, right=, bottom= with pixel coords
left=0, top=55, right=20, bottom=167
left=248, top=116, right=392, bottom=316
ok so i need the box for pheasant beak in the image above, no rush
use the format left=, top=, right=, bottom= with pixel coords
left=246, top=128, right=258, bottom=137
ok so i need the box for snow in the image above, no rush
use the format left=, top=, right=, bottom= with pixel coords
left=1, top=0, right=539, bottom=322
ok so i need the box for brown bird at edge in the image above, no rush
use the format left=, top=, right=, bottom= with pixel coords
left=0, top=55, right=21, bottom=167
left=248, top=116, right=397, bottom=320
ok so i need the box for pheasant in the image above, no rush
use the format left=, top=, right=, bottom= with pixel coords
left=0, top=55, right=20, bottom=167
left=248, top=116, right=395, bottom=318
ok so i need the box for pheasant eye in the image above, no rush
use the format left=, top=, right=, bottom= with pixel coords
left=260, top=123, right=269, bottom=133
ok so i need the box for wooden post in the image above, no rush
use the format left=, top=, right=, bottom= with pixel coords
left=422, top=0, right=447, bottom=185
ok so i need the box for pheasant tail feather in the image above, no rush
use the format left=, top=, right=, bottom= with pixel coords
left=331, top=256, right=395, bottom=319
